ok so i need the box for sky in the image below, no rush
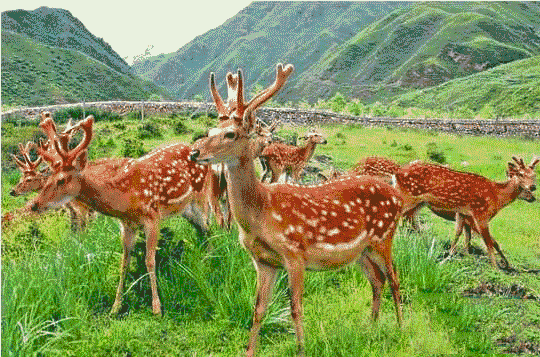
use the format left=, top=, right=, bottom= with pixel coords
left=1, top=0, right=253, bottom=64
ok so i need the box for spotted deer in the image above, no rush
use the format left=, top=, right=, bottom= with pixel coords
left=209, top=68, right=282, bottom=227
left=29, top=115, right=226, bottom=316
left=394, top=157, right=539, bottom=268
left=8, top=139, right=100, bottom=231
left=190, top=63, right=403, bottom=356
left=260, top=130, right=327, bottom=183
left=340, top=156, right=483, bottom=249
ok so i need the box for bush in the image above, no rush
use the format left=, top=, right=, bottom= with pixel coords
left=122, top=138, right=146, bottom=158
left=329, top=92, right=347, bottom=113
left=137, top=122, right=162, bottom=139
left=127, top=110, right=142, bottom=120
left=371, top=102, right=387, bottom=117
left=174, top=120, right=192, bottom=135
left=345, top=100, right=366, bottom=116
left=53, top=107, right=121, bottom=123
left=426, top=142, right=446, bottom=164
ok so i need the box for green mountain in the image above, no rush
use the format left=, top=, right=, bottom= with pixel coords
left=133, top=1, right=540, bottom=104
left=131, top=1, right=407, bottom=102
left=1, top=31, right=170, bottom=107
left=394, top=55, right=540, bottom=118
left=2, top=7, right=130, bottom=75
left=299, top=1, right=540, bottom=102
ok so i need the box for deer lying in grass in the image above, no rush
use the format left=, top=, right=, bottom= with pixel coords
left=190, top=63, right=403, bottom=356
left=394, top=157, right=539, bottom=268
left=260, top=129, right=327, bottom=183
left=28, top=114, right=227, bottom=315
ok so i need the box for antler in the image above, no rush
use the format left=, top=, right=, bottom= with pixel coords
left=53, top=116, right=94, bottom=166
left=242, top=63, right=294, bottom=131
left=210, top=73, right=227, bottom=116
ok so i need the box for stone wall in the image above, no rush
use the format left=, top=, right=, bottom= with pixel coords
left=2, top=101, right=539, bottom=138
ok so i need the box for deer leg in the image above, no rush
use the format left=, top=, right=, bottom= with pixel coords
left=377, top=240, right=403, bottom=326
left=403, top=204, right=422, bottom=231
left=143, top=219, right=162, bottom=315
left=359, top=253, right=386, bottom=321
left=111, top=222, right=137, bottom=315
left=246, top=259, right=277, bottom=357
left=476, top=221, right=509, bottom=269
left=464, top=224, right=472, bottom=253
left=449, top=213, right=465, bottom=256
left=285, top=257, right=306, bottom=356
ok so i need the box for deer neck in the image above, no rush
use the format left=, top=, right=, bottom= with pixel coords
left=225, top=152, right=269, bottom=232
left=75, top=169, right=131, bottom=217
left=493, top=177, right=521, bottom=211
left=299, top=141, right=317, bottom=164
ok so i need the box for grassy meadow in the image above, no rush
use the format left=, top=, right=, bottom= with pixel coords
left=2, top=112, right=540, bottom=356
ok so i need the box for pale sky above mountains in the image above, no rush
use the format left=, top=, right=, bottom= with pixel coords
left=1, top=0, right=252, bottom=64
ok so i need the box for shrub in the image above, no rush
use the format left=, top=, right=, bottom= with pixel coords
left=371, top=102, right=387, bottom=117
left=127, top=110, right=142, bottom=120
left=329, top=92, right=347, bottom=113
left=174, top=120, right=192, bottom=135
left=122, top=138, right=146, bottom=158
left=346, top=100, right=366, bottom=116
left=137, top=122, right=162, bottom=139
left=426, top=142, right=446, bottom=164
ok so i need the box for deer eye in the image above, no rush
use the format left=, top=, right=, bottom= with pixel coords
left=57, top=178, right=66, bottom=186
left=224, top=132, right=236, bottom=139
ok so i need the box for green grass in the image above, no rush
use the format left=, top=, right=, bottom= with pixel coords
left=2, top=115, right=539, bottom=356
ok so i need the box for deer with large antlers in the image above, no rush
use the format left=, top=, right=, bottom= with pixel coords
left=8, top=140, right=101, bottom=232
left=28, top=114, right=226, bottom=316
left=394, top=157, right=539, bottom=268
left=190, top=64, right=404, bottom=356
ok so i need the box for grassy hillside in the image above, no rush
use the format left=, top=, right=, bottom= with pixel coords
left=2, top=7, right=131, bottom=75
left=394, top=55, right=540, bottom=118
left=131, top=1, right=406, bottom=101
left=2, top=114, right=539, bottom=355
left=1, top=31, right=170, bottom=107
left=297, top=1, right=540, bottom=103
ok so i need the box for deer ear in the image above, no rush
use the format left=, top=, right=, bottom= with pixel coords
left=74, top=150, right=88, bottom=171
left=530, top=157, right=540, bottom=168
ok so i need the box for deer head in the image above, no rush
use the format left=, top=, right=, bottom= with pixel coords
left=507, top=156, right=539, bottom=202
left=10, top=142, right=45, bottom=196
left=192, top=64, right=294, bottom=164
left=299, top=129, right=327, bottom=145
left=30, top=116, right=94, bottom=212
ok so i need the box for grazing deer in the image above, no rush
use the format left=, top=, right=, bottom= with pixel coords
left=260, top=130, right=327, bottom=183
left=29, top=115, right=225, bottom=316
left=190, top=63, right=403, bottom=356
left=9, top=140, right=99, bottom=231
left=394, top=157, right=539, bottom=268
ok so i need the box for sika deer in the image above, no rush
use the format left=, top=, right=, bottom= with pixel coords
left=394, top=157, right=539, bottom=268
left=29, top=115, right=225, bottom=315
left=347, top=157, right=479, bottom=245
left=260, top=130, right=327, bottom=183
left=190, top=63, right=403, bottom=356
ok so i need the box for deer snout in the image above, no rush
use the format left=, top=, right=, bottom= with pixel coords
left=188, top=150, right=200, bottom=162
left=10, top=189, right=18, bottom=197
left=530, top=184, right=536, bottom=192
left=30, top=202, right=39, bottom=212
